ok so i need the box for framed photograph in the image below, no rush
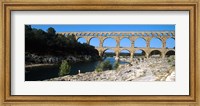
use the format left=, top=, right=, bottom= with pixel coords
left=0, top=0, right=199, bottom=106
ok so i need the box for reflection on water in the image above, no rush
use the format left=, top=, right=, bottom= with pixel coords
left=25, top=57, right=129, bottom=81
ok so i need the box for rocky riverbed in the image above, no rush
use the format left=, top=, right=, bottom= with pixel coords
left=46, top=57, right=175, bottom=81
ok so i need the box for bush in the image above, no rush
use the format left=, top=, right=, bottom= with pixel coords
left=113, top=62, right=119, bottom=70
left=167, top=55, right=175, bottom=66
left=103, top=60, right=112, bottom=70
left=95, top=60, right=112, bottom=72
left=59, top=60, right=71, bottom=76
left=168, top=55, right=175, bottom=62
left=95, top=63, right=103, bottom=72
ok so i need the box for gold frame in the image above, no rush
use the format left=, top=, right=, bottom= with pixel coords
left=0, top=0, right=199, bottom=106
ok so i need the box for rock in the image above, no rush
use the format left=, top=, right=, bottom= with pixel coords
left=45, top=57, right=175, bottom=81
left=165, top=71, right=175, bottom=81
left=25, top=53, right=96, bottom=65
left=135, top=69, right=146, bottom=77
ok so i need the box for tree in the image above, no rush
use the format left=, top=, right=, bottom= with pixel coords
left=59, top=60, right=71, bottom=76
left=25, top=25, right=32, bottom=31
left=66, top=34, right=76, bottom=43
left=47, top=27, right=56, bottom=35
left=25, top=25, right=100, bottom=58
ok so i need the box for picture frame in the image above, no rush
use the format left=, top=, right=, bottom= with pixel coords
left=0, top=0, right=199, bottom=106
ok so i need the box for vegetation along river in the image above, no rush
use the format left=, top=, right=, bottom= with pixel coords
left=25, top=57, right=129, bottom=81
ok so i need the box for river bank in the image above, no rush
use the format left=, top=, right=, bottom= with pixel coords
left=25, top=64, right=55, bottom=68
left=25, top=52, right=100, bottom=65
left=46, top=57, right=175, bottom=81
left=25, top=57, right=131, bottom=81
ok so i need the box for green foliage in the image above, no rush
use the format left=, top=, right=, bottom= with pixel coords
left=103, top=60, right=112, bottom=70
left=167, top=59, right=171, bottom=63
left=59, top=60, right=71, bottom=76
left=95, top=64, right=103, bottom=72
left=113, top=62, right=119, bottom=70
left=167, top=55, right=175, bottom=66
left=168, top=56, right=175, bottom=62
left=95, top=60, right=112, bottom=72
left=66, top=34, right=76, bottom=43
left=25, top=25, right=99, bottom=57
left=47, top=27, right=56, bottom=35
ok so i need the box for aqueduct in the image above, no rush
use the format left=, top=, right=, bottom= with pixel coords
left=58, top=31, right=175, bottom=58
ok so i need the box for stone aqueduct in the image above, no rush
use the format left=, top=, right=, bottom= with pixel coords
left=58, top=31, right=175, bottom=58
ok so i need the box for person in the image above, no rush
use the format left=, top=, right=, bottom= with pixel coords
left=78, top=70, right=81, bottom=75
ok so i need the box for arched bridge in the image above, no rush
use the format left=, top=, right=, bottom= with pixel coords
left=57, top=31, right=175, bottom=58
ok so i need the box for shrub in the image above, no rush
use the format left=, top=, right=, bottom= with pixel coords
left=113, top=62, right=119, bottom=70
left=167, top=55, right=175, bottom=66
left=95, top=67, right=103, bottom=72
left=95, top=60, right=112, bottom=72
left=167, top=59, right=171, bottom=63
left=102, top=60, right=112, bottom=70
left=95, top=63, right=103, bottom=72
left=59, top=60, right=71, bottom=76
left=167, top=56, right=175, bottom=62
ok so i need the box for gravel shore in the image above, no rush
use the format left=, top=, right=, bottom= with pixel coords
left=46, top=57, right=175, bottom=81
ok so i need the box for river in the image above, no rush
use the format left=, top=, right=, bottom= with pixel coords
left=25, top=57, right=129, bottom=81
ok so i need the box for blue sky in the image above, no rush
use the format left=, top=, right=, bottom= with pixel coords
left=31, top=24, right=175, bottom=53
left=31, top=24, right=175, bottom=32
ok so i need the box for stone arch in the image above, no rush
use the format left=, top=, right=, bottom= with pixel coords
left=88, top=33, right=93, bottom=36
left=93, top=33, right=97, bottom=36
left=166, top=37, right=175, bottom=49
left=165, top=50, right=175, bottom=57
left=138, top=33, right=143, bottom=36
left=79, top=33, right=84, bottom=36
left=114, top=33, right=119, bottom=36
left=83, top=33, right=88, bottom=36
left=143, top=33, right=148, bottom=36
left=77, top=37, right=87, bottom=44
left=134, top=37, right=147, bottom=48
left=153, top=33, right=159, bottom=36
left=120, top=37, right=131, bottom=40
left=127, top=33, right=132, bottom=36
left=105, top=33, right=110, bottom=36
left=103, top=37, right=117, bottom=47
left=169, top=32, right=174, bottom=37
left=134, top=49, right=147, bottom=58
left=101, top=33, right=106, bottom=36
left=110, top=33, right=114, bottom=36
left=120, top=37, right=131, bottom=47
left=97, top=33, right=101, bottom=36
left=160, top=33, right=164, bottom=36
left=120, top=49, right=131, bottom=53
left=149, top=50, right=162, bottom=58
left=150, top=37, right=163, bottom=48
left=75, top=33, right=80, bottom=36
left=89, top=37, right=100, bottom=47
left=119, top=49, right=131, bottom=57
left=102, top=49, right=116, bottom=57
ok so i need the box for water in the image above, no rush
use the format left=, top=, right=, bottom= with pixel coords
left=25, top=57, right=129, bottom=81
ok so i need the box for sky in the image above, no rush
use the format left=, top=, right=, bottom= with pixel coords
left=31, top=24, right=175, bottom=53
